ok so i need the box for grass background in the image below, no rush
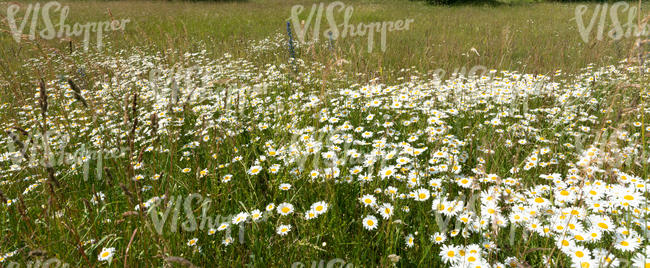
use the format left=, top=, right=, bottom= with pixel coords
left=0, top=0, right=648, bottom=267
left=0, top=0, right=647, bottom=103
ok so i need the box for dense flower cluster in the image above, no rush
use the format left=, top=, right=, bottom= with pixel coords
left=1, top=39, right=649, bottom=266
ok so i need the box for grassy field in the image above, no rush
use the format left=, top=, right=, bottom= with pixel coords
left=1, top=0, right=647, bottom=99
left=1, top=0, right=650, bottom=267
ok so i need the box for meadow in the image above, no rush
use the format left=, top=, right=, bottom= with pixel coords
left=0, top=0, right=650, bottom=267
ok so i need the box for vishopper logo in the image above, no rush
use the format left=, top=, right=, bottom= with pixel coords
left=148, top=65, right=212, bottom=104
left=289, top=1, right=414, bottom=53
left=3, top=129, right=127, bottom=181
left=291, top=258, right=354, bottom=268
left=572, top=123, right=650, bottom=171
left=287, top=127, right=405, bottom=183
left=431, top=64, right=490, bottom=82
left=6, top=257, right=70, bottom=267
left=146, top=65, right=273, bottom=115
left=147, top=193, right=271, bottom=242
left=574, top=2, right=649, bottom=43
left=5, top=1, right=130, bottom=51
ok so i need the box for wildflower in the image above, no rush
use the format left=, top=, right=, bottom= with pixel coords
left=359, top=194, right=377, bottom=207
left=405, top=234, right=415, bottom=248
left=276, top=224, right=291, bottom=236
left=431, top=232, right=446, bottom=244
left=133, top=174, right=144, bottom=181
left=98, top=247, right=115, bottom=262
left=614, top=235, right=640, bottom=252
left=232, top=212, right=249, bottom=224
left=380, top=166, right=396, bottom=179
left=250, top=209, right=263, bottom=222
left=279, top=183, right=292, bottom=191
left=305, top=209, right=317, bottom=220
left=440, top=244, right=459, bottom=264
left=378, top=203, right=394, bottom=219
left=248, top=165, right=262, bottom=175
left=217, top=222, right=229, bottom=231
left=362, top=215, right=379, bottom=230
left=413, top=188, right=430, bottom=201
left=310, top=201, right=329, bottom=215
left=277, top=203, right=294, bottom=215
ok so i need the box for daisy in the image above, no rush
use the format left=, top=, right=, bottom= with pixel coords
left=614, top=235, right=641, bottom=252
left=250, top=209, right=263, bottom=222
left=277, top=202, right=294, bottom=215
left=380, top=166, right=396, bottom=179
left=362, top=215, right=379, bottom=230
left=247, top=165, right=262, bottom=175
left=232, top=212, right=249, bottom=224
left=187, top=238, right=198, bottom=247
left=457, top=177, right=473, bottom=188
left=431, top=232, right=446, bottom=244
left=593, top=248, right=619, bottom=267
left=222, top=174, right=233, bottom=183
left=378, top=203, right=394, bottom=219
left=405, top=234, right=415, bottom=248
left=396, top=156, right=410, bottom=165
left=440, top=244, right=459, bottom=264
left=359, top=194, right=377, bottom=207
left=276, top=224, right=291, bottom=236
left=217, top=222, right=229, bottom=231
left=632, top=251, right=650, bottom=268
left=413, top=188, right=430, bottom=201
left=586, top=228, right=602, bottom=242
left=350, top=166, right=363, bottom=175
left=310, top=201, right=329, bottom=215
left=567, top=246, right=590, bottom=263
left=555, top=236, right=575, bottom=250
left=269, top=164, right=280, bottom=174
left=305, top=209, right=318, bottom=220
left=358, top=173, right=373, bottom=183
left=98, top=247, right=115, bottom=262
left=590, top=215, right=614, bottom=233
left=279, top=183, right=292, bottom=191
left=572, top=259, right=596, bottom=268
left=385, top=186, right=398, bottom=196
